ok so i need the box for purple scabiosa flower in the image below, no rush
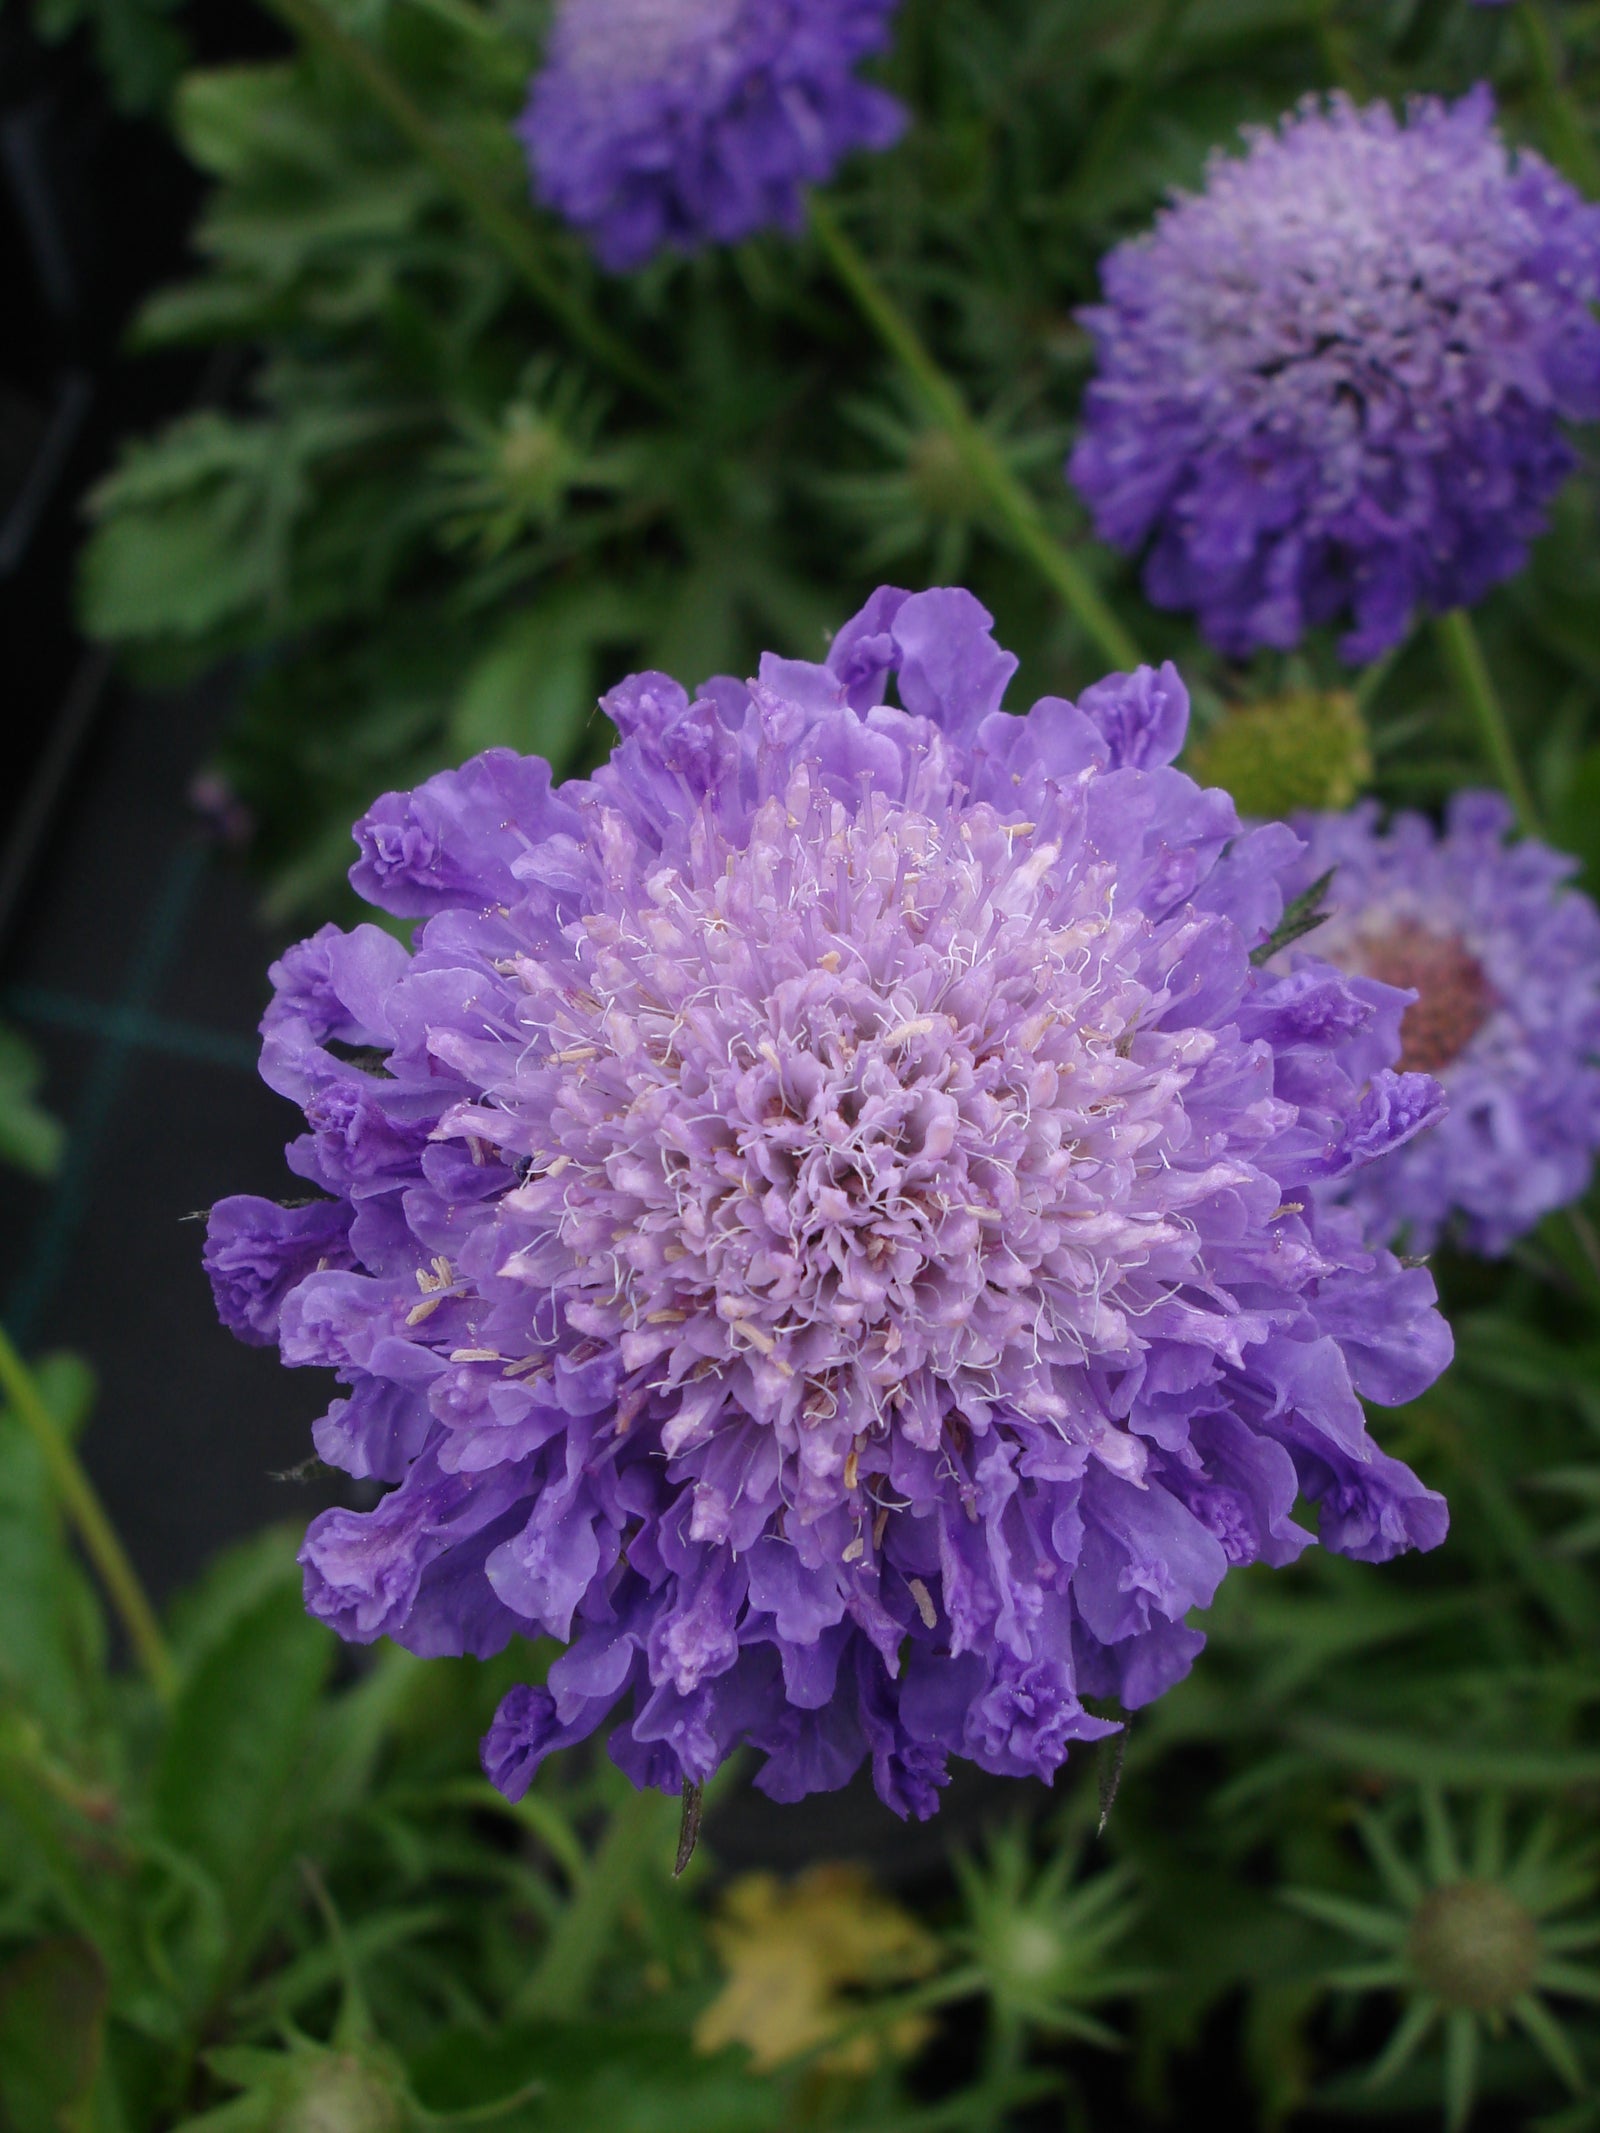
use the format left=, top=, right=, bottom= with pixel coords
left=1069, top=88, right=1600, bottom=662
left=518, top=0, right=905, bottom=271
left=207, top=588, right=1454, bottom=1818
left=1281, top=795, right=1600, bottom=1255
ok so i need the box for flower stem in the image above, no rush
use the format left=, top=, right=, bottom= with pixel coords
left=808, top=195, right=1143, bottom=674
left=1435, top=609, right=1540, bottom=836
left=256, top=0, right=675, bottom=411
left=0, top=1324, right=177, bottom=1705
left=1515, top=0, right=1600, bottom=197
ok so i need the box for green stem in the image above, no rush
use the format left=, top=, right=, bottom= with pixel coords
left=1435, top=609, right=1540, bottom=836
left=516, top=1783, right=667, bottom=2019
left=1516, top=0, right=1600, bottom=196
left=257, top=0, right=675, bottom=411
left=975, top=2001, right=1026, bottom=2133
left=0, top=1324, right=177, bottom=1705
left=808, top=196, right=1142, bottom=674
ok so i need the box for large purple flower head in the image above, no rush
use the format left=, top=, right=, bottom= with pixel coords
left=208, top=588, right=1453, bottom=1819
left=1282, top=797, right=1600, bottom=1255
left=1069, top=88, right=1600, bottom=662
left=519, top=0, right=905, bottom=271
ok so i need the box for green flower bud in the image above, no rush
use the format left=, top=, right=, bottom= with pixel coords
left=1406, top=1882, right=1540, bottom=2014
left=1188, top=691, right=1372, bottom=818
left=497, top=407, right=574, bottom=518
left=906, top=429, right=982, bottom=523
left=284, top=2052, right=409, bottom=2133
left=991, top=1916, right=1066, bottom=1991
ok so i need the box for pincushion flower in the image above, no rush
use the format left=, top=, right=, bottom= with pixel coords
left=1281, top=797, right=1600, bottom=1255
left=1069, top=88, right=1600, bottom=661
left=519, top=0, right=905, bottom=272
left=206, top=587, right=1452, bottom=1819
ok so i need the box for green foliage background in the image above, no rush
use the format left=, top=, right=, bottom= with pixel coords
left=5, top=0, right=1600, bottom=2125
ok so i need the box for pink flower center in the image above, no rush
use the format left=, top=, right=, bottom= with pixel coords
left=1356, top=921, right=1494, bottom=1073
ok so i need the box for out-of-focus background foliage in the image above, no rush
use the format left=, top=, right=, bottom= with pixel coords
left=3, top=0, right=1600, bottom=2125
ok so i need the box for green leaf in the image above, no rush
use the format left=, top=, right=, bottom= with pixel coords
left=0, top=1937, right=107, bottom=2133
left=173, top=65, right=316, bottom=182
left=409, top=2020, right=791, bottom=2133
left=162, top=1525, right=305, bottom=1674
left=1291, top=1720, right=1600, bottom=1791
left=1549, top=744, right=1600, bottom=903
left=1250, top=870, right=1336, bottom=967
left=0, top=1026, right=65, bottom=1181
left=152, top=1584, right=334, bottom=1965
left=450, top=607, right=604, bottom=765
left=80, top=397, right=425, bottom=646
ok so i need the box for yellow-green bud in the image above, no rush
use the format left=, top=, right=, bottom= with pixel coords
left=906, top=429, right=982, bottom=523
left=992, top=1916, right=1065, bottom=1990
left=1187, top=691, right=1372, bottom=818
left=1406, top=1882, right=1539, bottom=2014
left=497, top=407, right=572, bottom=515
left=284, top=2052, right=409, bottom=2133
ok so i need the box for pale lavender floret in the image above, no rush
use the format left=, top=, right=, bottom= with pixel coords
left=1283, top=795, right=1600, bottom=1255
left=1069, top=88, right=1600, bottom=661
left=519, top=0, right=905, bottom=271
left=209, top=585, right=1453, bottom=1818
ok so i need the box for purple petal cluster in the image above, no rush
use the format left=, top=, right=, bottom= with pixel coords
left=1069, top=88, right=1600, bottom=662
left=208, top=588, right=1452, bottom=1818
left=1283, top=796, right=1600, bottom=1255
left=519, top=0, right=905, bottom=271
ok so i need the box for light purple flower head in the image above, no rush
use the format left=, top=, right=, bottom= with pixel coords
left=1282, top=796, right=1600, bottom=1255
left=208, top=588, right=1452, bottom=1818
left=519, top=0, right=905, bottom=271
left=1069, top=88, right=1600, bottom=662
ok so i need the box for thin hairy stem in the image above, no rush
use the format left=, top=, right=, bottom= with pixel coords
left=0, top=1324, right=177, bottom=1704
left=809, top=196, right=1142, bottom=673
left=258, top=0, right=675, bottom=410
left=1435, top=610, right=1540, bottom=836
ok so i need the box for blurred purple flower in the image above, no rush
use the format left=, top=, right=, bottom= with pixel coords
left=208, top=587, right=1452, bottom=1817
left=1284, top=796, right=1600, bottom=1254
left=520, top=0, right=905, bottom=271
left=1069, top=88, right=1600, bottom=661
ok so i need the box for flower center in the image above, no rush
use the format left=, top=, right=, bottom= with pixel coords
left=498, top=768, right=1226, bottom=1475
left=1406, top=1882, right=1539, bottom=2014
left=1354, top=921, right=1494, bottom=1073
left=553, top=0, right=742, bottom=83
